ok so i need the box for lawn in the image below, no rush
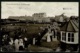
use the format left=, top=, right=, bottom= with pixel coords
left=27, top=44, right=53, bottom=52
left=40, top=41, right=60, bottom=50
left=1, top=23, right=49, bottom=38
left=26, top=40, right=60, bottom=52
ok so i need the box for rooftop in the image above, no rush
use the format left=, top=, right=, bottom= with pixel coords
left=60, top=19, right=79, bottom=32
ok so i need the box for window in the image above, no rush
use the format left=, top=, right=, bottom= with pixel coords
left=62, top=32, right=66, bottom=41
left=68, top=33, right=74, bottom=42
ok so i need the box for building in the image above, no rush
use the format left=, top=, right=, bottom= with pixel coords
left=42, top=18, right=51, bottom=23
left=32, top=13, right=46, bottom=22
left=54, top=13, right=69, bottom=22
left=60, top=19, right=79, bottom=51
left=8, top=15, right=33, bottom=21
left=32, top=13, right=46, bottom=18
left=8, top=13, right=51, bottom=23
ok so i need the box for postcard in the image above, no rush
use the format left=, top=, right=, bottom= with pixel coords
left=0, top=2, right=79, bottom=52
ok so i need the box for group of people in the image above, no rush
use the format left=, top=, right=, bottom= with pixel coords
left=1, top=34, right=28, bottom=52
left=0, top=26, right=49, bottom=52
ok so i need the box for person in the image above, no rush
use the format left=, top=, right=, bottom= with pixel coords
left=18, top=38, right=24, bottom=51
left=24, top=37, right=28, bottom=48
left=2, top=34, right=9, bottom=46
left=9, top=38, right=14, bottom=45
left=14, top=38, right=19, bottom=51
left=1, top=38, right=15, bottom=52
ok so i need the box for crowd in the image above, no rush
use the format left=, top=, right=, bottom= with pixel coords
left=0, top=26, right=50, bottom=52
left=0, top=34, right=29, bottom=52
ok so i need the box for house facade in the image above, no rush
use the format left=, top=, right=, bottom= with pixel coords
left=60, top=19, right=79, bottom=51
left=32, top=13, right=46, bottom=22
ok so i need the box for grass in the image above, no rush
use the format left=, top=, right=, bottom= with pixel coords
left=40, top=41, right=60, bottom=50
left=1, top=23, right=60, bottom=51
left=1, top=23, right=49, bottom=38
left=27, top=45, right=53, bottom=52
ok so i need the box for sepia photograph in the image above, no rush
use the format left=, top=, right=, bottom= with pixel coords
left=0, top=2, right=79, bottom=52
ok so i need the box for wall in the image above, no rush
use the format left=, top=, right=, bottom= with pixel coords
left=60, top=31, right=79, bottom=44
left=66, top=32, right=78, bottom=44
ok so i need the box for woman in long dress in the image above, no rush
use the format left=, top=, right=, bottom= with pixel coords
left=18, top=38, right=24, bottom=51
left=14, top=38, right=19, bottom=51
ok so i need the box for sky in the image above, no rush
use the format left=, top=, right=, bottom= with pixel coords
left=1, top=2, right=79, bottom=19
